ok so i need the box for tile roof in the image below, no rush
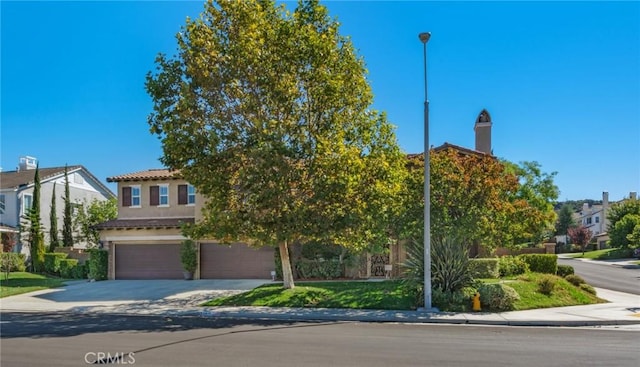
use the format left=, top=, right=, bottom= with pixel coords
left=94, top=217, right=194, bottom=230
left=106, top=169, right=182, bottom=183
left=0, top=165, right=82, bottom=189
left=407, top=142, right=489, bottom=159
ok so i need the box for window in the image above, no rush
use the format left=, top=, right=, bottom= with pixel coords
left=131, top=186, right=140, bottom=206
left=159, top=184, right=169, bottom=206
left=595, top=216, right=599, bottom=223
left=150, top=184, right=169, bottom=206
left=178, top=184, right=196, bottom=205
left=122, top=186, right=141, bottom=207
left=0, top=194, right=5, bottom=214
left=188, top=185, right=196, bottom=205
left=22, top=194, right=33, bottom=214
left=586, top=217, right=592, bottom=225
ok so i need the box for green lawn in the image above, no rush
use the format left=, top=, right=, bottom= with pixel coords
left=203, top=275, right=604, bottom=312
left=203, top=280, right=415, bottom=310
left=0, top=272, right=68, bottom=298
left=565, top=247, right=633, bottom=260
left=509, top=273, right=605, bottom=310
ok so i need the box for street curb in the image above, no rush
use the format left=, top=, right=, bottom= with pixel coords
left=3, top=307, right=639, bottom=327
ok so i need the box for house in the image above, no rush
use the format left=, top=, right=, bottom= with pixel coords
left=95, top=169, right=275, bottom=280
left=0, top=156, right=115, bottom=254
left=575, top=191, right=638, bottom=249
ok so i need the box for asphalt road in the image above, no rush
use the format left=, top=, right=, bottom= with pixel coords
left=1, top=312, right=638, bottom=367
left=558, top=257, right=640, bottom=295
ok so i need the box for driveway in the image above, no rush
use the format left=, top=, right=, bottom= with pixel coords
left=0, top=279, right=269, bottom=315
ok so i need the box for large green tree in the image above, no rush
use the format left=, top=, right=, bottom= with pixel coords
left=607, top=197, right=640, bottom=248
left=62, top=165, right=74, bottom=247
left=505, top=161, right=559, bottom=244
left=399, top=151, right=559, bottom=253
left=49, top=183, right=60, bottom=252
left=146, top=0, right=405, bottom=288
left=555, top=203, right=575, bottom=238
left=74, top=198, right=117, bottom=247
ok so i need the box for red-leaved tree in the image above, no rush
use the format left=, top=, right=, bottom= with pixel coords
left=568, top=226, right=593, bottom=255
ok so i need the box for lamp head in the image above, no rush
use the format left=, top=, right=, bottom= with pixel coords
left=419, top=32, right=431, bottom=44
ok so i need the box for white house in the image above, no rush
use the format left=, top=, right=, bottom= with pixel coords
left=0, top=156, right=115, bottom=254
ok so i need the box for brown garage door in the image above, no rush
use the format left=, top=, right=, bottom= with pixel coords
left=115, top=244, right=183, bottom=279
left=200, top=243, right=275, bottom=279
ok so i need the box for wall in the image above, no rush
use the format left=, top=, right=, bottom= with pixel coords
left=115, top=179, right=195, bottom=219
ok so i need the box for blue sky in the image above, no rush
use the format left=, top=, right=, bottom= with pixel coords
left=2, top=1, right=639, bottom=202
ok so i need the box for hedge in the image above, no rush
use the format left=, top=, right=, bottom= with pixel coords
left=468, top=258, right=500, bottom=279
left=519, top=254, right=557, bottom=274
left=59, top=259, right=79, bottom=279
left=295, top=259, right=343, bottom=279
left=44, top=253, right=68, bottom=275
left=498, top=256, right=529, bottom=277
left=556, top=264, right=574, bottom=277
left=88, top=249, right=108, bottom=281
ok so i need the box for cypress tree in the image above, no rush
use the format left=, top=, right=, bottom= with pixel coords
left=62, top=165, right=74, bottom=247
left=49, top=183, right=60, bottom=251
left=28, top=165, right=45, bottom=272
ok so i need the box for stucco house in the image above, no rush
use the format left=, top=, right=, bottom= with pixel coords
left=0, top=156, right=115, bottom=255
left=95, top=169, right=275, bottom=280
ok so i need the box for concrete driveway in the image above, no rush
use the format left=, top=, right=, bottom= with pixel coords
left=0, top=279, right=269, bottom=315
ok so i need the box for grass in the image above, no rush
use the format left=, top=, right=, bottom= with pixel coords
left=564, top=247, right=633, bottom=260
left=203, top=280, right=415, bottom=310
left=508, top=273, right=605, bottom=311
left=0, top=272, right=68, bottom=298
left=203, top=275, right=604, bottom=312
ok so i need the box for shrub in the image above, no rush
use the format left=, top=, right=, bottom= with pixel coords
left=536, top=274, right=557, bottom=295
left=59, top=259, right=79, bottom=279
left=87, top=249, right=108, bottom=281
left=556, top=264, right=575, bottom=277
left=43, top=253, right=68, bottom=275
left=565, top=274, right=586, bottom=287
left=431, top=236, right=473, bottom=292
left=432, top=286, right=477, bottom=312
left=468, top=258, right=500, bottom=279
left=519, top=254, right=557, bottom=274
left=477, top=283, right=520, bottom=311
left=402, top=234, right=473, bottom=307
left=73, top=263, right=88, bottom=280
left=1, top=253, right=26, bottom=274
left=295, top=259, right=342, bottom=279
left=498, top=256, right=529, bottom=277
left=579, top=283, right=596, bottom=294
left=180, top=240, right=197, bottom=273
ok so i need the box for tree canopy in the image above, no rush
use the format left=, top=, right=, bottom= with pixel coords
left=607, top=197, right=640, bottom=248
left=400, top=150, right=559, bottom=251
left=146, top=0, right=405, bottom=288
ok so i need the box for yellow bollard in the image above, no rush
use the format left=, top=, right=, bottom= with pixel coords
left=472, top=292, right=481, bottom=311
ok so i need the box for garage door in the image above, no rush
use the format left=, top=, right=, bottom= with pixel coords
left=201, top=243, right=275, bottom=279
left=115, top=244, right=183, bottom=279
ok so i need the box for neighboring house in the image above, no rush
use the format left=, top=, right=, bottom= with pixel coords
left=0, top=156, right=115, bottom=254
left=95, top=169, right=275, bottom=280
left=574, top=191, right=638, bottom=249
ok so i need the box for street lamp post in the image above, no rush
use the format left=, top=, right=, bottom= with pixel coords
left=419, top=32, right=432, bottom=310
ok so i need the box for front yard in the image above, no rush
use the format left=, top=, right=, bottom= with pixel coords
left=565, top=247, right=634, bottom=260
left=203, top=273, right=605, bottom=312
left=0, top=272, right=68, bottom=298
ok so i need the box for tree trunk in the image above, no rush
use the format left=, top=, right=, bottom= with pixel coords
left=279, top=241, right=295, bottom=289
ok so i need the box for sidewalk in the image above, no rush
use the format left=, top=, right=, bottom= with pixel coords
left=2, top=284, right=638, bottom=327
